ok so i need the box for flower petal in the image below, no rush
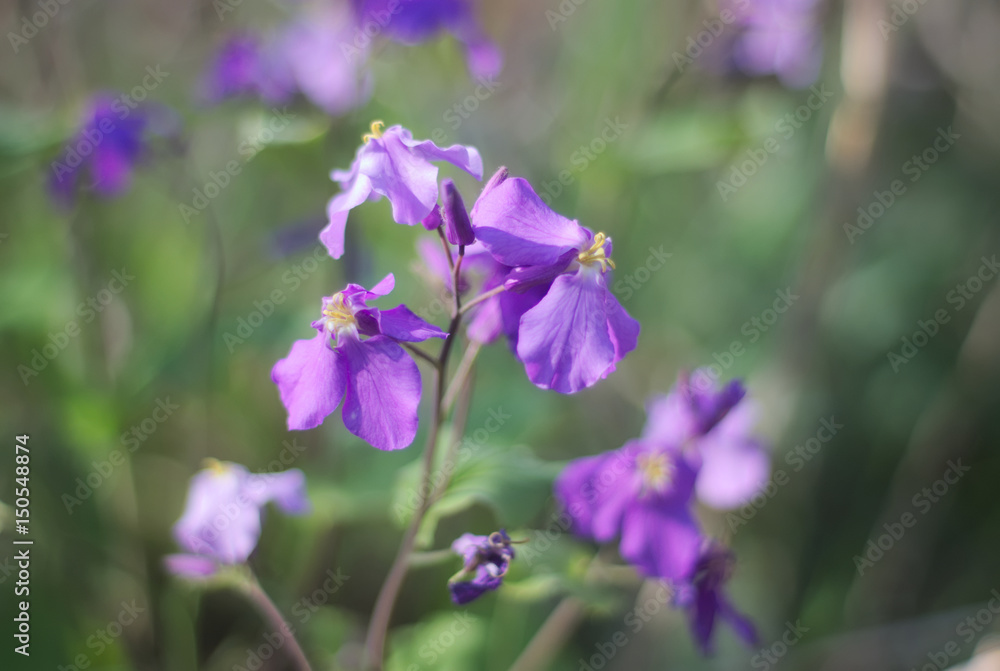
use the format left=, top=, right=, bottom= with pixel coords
left=173, top=465, right=262, bottom=564
left=247, top=469, right=310, bottom=515
left=271, top=332, right=348, bottom=431
left=340, top=335, right=422, bottom=450
left=695, top=407, right=770, bottom=509
left=397, top=127, right=484, bottom=180
left=321, top=172, right=374, bottom=259
left=375, top=305, right=447, bottom=342
left=516, top=271, right=618, bottom=393
left=472, top=176, right=589, bottom=267
left=619, top=501, right=701, bottom=581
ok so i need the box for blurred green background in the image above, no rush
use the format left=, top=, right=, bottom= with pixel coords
left=2, top=0, right=1000, bottom=669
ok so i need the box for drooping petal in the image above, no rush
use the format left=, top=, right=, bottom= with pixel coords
left=516, top=271, right=621, bottom=393
left=396, top=127, right=483, bottom=180
left=271, top=332, right=348, bottom=431
left=372, top=305, right=447, bottom=342
left=246, top=469, right=310, bottom=514
left=472, top=176, right=589, bottom=267
left=619, top=501, right=701, bottom=581
left=340, top=335, right=422, bottom=450
left=321, top=172, right=375, bottom=259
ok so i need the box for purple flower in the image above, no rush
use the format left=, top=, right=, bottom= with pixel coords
left=199, top=34, right=295, bottom=105
left=354, top=0, right=502, bottom=78
left=165, top=460, right=309, bottom=578
left=674, top=543, right=757, bottom=654
left=448, top=530, right=515, bottom=604
left=49, top=94, right=158, bottom=208
left=471, top=172, right=640, bottom=393
left=555, top=441, right=702, bottom=581
left=320, top=122, right=483, bottom=259
left=201, top=8, right=372, bottom=115
left=277, top=6, right=374, bottom=115
left=271, top=274, right=445, bottom=450
left=717, top=0, right=823, bottom=87
left=643, top=370, right=769, bottom=510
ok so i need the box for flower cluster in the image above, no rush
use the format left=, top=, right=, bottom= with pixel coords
left=201, top=0, right=500, bottom=114
left=165, top=460, right=309, bottom=578
left=272, top=121, right=639, bottom=450
left=555, top=369, right=767, bottom=653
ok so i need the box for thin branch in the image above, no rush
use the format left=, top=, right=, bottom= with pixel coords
left=459, top=285, right=506, bottom=315
left=402, top=343, right=438, bottom=368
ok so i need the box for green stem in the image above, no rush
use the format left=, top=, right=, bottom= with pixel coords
left=363, top=247, right=468, bottom=670
left=241, top=576, right=312, bottom=671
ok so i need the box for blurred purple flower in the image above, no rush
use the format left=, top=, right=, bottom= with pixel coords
left=471, top=172, right=640, bottom=393
left=165, top=460, right=309, bottom=578
left=199, top=34, right=295, bottom=105
left=354, top=0, right=502, bottom=78
left=278, top=6, right=374, bottom=115
left=448, top=530, right=515, bottom=604
left=719, top=0, right=823, bottom=87
left=555, top=441, right=702, bottom=581
left=271, top=274, right=445, bottom=450
left=674, top=543, right=757, bottom=654
left=48, top=94, right=164, bottom=208
left=643, top=370, right=770, bottom=510
left=201, top=7, right=371, bottom=115
left=320, top=122, right=483, bottom=259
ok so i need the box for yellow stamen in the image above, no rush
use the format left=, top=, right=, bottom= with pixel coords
left=322, top=292, right=357, bottom=331
left=636, top=452, right=674, bottom=494
left=202, top=458, right=228, bottom=475
left=578, top=232, right=616, bottom=272
left=362, top=120, right=386, bottom=143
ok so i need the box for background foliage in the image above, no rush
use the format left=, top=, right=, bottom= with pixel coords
left=2, top=0, right=1000, bottom=669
